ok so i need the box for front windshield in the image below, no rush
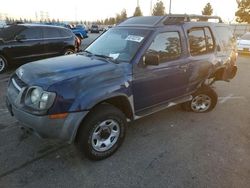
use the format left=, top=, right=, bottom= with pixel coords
left=241, top=33, right=250, bottom=40
left=85, top=28, right=151, bottom=62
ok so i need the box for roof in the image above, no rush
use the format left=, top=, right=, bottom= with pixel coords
left=17, top=23, right=66, bottom=29
left=118, top=14, right=223, bottom=28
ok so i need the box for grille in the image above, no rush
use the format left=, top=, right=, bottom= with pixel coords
left=12, top=73, right=27, bottom=90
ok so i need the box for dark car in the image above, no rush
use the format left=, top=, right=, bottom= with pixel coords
left=90, top=24, right=99, bottom=33
left=0, top=24, right=78, bottom=73
left=6, top=15, right=237, bottom=160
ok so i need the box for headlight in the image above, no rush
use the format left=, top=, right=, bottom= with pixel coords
left=31, top=88, right=42, bottom=104
left=25, top=86, right=56, bottom=110
left=39, top=93, right=49, bottom=109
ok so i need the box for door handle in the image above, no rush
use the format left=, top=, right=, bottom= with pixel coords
left=179, top=64, right=188, bottom=73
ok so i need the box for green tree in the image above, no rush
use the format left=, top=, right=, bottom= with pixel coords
left=108, top=17, right=116, bottom=25
left=235, top=0, right=250, bottom=23
left=120, top=9, right=127, bottom=21
left=116, top=9, right=127, bottom=23
left=152, top=0, right=166, bottom=16
left=116, top=14, right=121, bottom=23
left=202, top=3, right=213, bottom=15
left=133, top=6, right=143, bottom=17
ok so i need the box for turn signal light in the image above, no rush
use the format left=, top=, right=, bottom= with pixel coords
left=49, top=113, right=68, bottom=119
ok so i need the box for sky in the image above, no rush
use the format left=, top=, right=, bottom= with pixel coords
left=0, top=0, right=238, bottom=22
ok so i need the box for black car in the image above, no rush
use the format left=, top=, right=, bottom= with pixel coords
left=0, top=24, right=78, bottom=73
left=90, top=24, right=99, bottom=33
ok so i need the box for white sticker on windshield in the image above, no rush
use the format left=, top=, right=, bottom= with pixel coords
left=109, top=53, right=120, bottom=59
left=125, top=35, right=144, bottom=43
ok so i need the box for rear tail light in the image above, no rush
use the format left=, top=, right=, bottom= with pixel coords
left=75, top=37, right=81, bottom=51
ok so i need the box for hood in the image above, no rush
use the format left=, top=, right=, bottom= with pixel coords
left=16, top=54, right=130, bottom=89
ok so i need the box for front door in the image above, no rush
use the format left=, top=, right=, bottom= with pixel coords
left=8, top=27, right=44, bottom=63
left=133, top=28, right=190, bottom=112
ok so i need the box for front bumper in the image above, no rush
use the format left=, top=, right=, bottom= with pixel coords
left=6, top=97, right=88, bottom=143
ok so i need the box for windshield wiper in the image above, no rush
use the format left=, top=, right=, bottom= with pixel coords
left=79, top=51, right=119, bottom=64
left=81, top=50, right=93, bottom=55
left=93, top=54, right=119, bottom=64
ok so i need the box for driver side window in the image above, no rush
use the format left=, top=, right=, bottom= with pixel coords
left=146, top=31, right=182, bottom=63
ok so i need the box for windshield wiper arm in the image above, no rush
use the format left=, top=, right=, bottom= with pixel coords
left=94, top=54, right=119, bottom=64
left=79, top=51, right=119, bottom=64
left=82, top=50, right=93, bottom=55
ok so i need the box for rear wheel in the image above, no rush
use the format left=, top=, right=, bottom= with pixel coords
left=0, top=55, right=8, bottom=74
left=181, top=85, right=218, bottom=113
left=76, top=104, right=127, bottom=160
left=64, top=48, right=75, bottom=55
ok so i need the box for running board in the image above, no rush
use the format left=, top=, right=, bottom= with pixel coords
left=134, top=95, right=192, bottom=120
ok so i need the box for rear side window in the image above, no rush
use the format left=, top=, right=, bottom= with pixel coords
left=188, top=27, right=215, bottom=56
left=188, top=29, right=206, bottom=55
left=60, top=29, right=72, bottom=37
left=19, top=27, right=42, bottom=40
left=43, top=28, right=61, bottom=38
left=147, top=31, right=181, bottom=63
left=215, top=26, right=235, bottom=50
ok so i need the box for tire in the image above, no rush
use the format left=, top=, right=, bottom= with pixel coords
left=64, top=48, right=75, bottom=55
left=0, top=55, right=8, bottom=74
left=181, top=85, right=218, bottom=113
left=76, top=104, right=127, bottom=160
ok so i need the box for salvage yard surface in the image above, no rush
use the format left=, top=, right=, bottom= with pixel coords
left=0, top=55, right=250, bottom=188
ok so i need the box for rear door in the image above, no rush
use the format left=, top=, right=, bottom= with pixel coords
left=42, top=27, right=65, bottom=57
left=185, top=26, right=217, bottom=92
left=133, top=26, right=190, bottom=111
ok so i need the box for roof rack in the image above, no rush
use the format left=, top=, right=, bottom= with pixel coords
left=163, top=14, right=223, bottom=24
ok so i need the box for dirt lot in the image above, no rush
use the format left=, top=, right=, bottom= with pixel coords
left=0, top=55, right=250, bottom=188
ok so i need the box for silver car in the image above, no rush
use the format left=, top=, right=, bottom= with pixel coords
left=237, top=32, right=250, bottom=53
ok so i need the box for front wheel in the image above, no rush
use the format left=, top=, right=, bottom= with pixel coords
left=76, top=104, right=127, bottom=160
left=181, top=85, right=218, bottom=113
left=0, top=55, right=8, bottom=74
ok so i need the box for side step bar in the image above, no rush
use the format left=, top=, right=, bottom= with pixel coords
left=134, top=95, right=192, bottom=120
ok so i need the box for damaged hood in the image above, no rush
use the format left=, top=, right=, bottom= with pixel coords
left=16, top=54, right=131, bottom=90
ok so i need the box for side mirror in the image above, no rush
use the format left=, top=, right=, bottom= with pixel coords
left=144, top=53, right=160, bottom=66
left=15, top=35, right=25, bottom=42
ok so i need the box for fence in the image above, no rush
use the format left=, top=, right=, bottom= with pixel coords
left=230, top=24, right=250, bottom=37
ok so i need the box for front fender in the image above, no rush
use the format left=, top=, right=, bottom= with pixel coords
left=69, top=80, right=133, bottom=112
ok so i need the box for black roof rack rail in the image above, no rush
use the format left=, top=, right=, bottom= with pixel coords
left=163, top=14, right=223, bottom=24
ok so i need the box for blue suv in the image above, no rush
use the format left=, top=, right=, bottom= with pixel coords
left=65, top=24, right=88, bottom=39
left=6, top=15, right=237, bottom=160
